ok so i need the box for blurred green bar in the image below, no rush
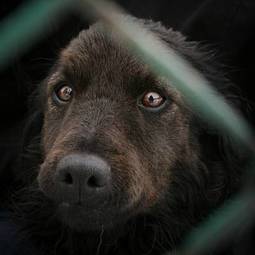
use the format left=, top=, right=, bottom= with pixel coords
left=179, top=190, right=255, bottom=255
left=0, top=0, right=74, bottom=70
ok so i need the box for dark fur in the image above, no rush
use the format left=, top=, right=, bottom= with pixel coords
left=9, top=16, right=247, bottom=255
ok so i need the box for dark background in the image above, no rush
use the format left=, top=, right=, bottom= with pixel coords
left=0, top=0, right=255, bottom=254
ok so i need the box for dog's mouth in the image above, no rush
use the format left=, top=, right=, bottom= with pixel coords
left=55, top=188, right=147, bottom=232
left=56, top=200, right=136, bottom=232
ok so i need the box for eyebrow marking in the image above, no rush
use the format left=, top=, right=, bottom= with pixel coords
left=47, top=70, right=70, bottom=91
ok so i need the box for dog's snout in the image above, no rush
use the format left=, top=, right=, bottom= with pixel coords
left=55, top=154, right=111, bottom=204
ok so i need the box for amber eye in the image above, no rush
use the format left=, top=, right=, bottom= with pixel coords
left=142, top=92, right=165, bottom=108
left=55, top=85, right=73, bottom=102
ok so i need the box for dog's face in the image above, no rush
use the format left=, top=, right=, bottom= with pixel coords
left=37, top=22, right=202, bottom=232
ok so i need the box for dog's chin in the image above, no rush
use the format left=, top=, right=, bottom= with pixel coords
left=57, top=202, right=129, bottom=232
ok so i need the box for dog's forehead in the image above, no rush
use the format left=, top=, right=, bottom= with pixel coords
left=58, top=25, right=151, bottom=84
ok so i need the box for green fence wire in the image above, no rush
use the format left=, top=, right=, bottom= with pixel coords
left=0, top=0, right=255, bottom=254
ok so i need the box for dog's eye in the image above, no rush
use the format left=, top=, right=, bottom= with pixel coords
left=55, top=85, right=73, bottom=102
left=142, top=92, right=165, bottom=108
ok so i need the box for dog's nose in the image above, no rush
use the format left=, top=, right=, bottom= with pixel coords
left=55, top=154, right=111, bottom=204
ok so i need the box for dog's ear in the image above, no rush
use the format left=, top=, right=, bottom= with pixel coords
left=15, top=111, right=44, bottom=186
left=0, top=111, right=44, bottom=205
left=193, top=111, right=250, bottom=206
left=21, top=111, right=44, bottom=153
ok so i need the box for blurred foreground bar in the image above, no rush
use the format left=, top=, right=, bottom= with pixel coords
left=0, top=0, right=74, bottom=70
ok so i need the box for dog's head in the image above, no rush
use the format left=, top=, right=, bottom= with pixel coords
left=20, top=18, right=242, bottom=237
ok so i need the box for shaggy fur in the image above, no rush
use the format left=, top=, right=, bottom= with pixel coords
left=9, top=16, right=247, bottom=255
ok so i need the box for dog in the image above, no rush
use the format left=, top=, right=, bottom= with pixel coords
left=10, top=16, right=246, bottom=255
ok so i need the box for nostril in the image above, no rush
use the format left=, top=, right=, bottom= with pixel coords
left=87, top=175, right=106, bottom=188
left=62, top=172, right=73, bottom=185
left=87, top=176, right=97, bottom=188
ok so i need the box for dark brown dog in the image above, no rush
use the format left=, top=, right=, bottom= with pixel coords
left=12, top=16, right=244, bottom=255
